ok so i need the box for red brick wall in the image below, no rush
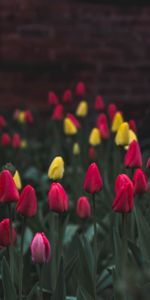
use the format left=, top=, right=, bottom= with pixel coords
left=1, top=0, right=150, bottom=109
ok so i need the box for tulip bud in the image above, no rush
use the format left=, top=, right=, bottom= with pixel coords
left=76, top=81, right=85, bottom=96
left=124, top=140, right=142, bottom=168
left=88, top=147, right=96, bottom=161
left=48, top=156, right=64, bottom=180
left=13, top=170, right=22, bottom=190
left=31, top=232, right=51, bottom=263
left=133, top=169, right=148, bottom=195
left=48, top=91, right=58, bottom=106
left=18, top=111, right=26, bottom=123
left=111, top=112, right=123, bottom=132
left=1, top=133, right=11, bottom=147
left=94, top=95, right=105, bottom=111
left=12, top=133, right=21, bottom=149
left=48, top=182, right=69, bottom=213
left=20, top=139, right=28, bottom=149
left=97, top=113, right=110, bottom=139
left=16, top=185, right=37, bottom=217
left=89, top=128, right=101, bottom=146
left=73, top=143, right=80, bottom=155
left=76, top=196, right=91, bottom=218
left=76, top=101, right=88, bottom=117
left=129, top=119, right=137, bottom=133
left=0, top=219, right=16, bottom=247
left=67, top=113, right=80, bottom=129
left=25, top=110, right=34, bottom=124
left=146, top=157, right=150, bottom=169
left=64, top=118, right=77, bottom=135
left=84, top=163, right=103, bottom=194
left=0, top=116, right=7, bottom=129
left=115, top=122, right=129, bottom=146
left=52, top=104, right=63, bottom=121
left=108, top=103, right=117, bottom=123
left=62, top=89, right=72, bottom=104
left=0, top=170, right=19, bottom=203
left=112, top=174, right=134, bottom=213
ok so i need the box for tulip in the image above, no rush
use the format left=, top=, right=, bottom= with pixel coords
left=1, top=133, right=11, bottom=147
left=20, top=139, right=28, bottom=149
left=64, top=118, right=77, bottom=135
left=97, top=113, right=107, bottom=126
left=48, top=156, right=64, bottom=180
left=129, top=119, right=137, bottom=133
left=89, top=128, right=101, bottom=146
left=0, top=116, right=7, bottom=129
left=48, top=182, right=69, bottom=213
left=112, top=174, right=134, bottom=213
left=124, top=140, right=142, bottom=168
left=97, top=114, right=110, bottom=139
left=115, top=122, right=129, bottom=146
left=25, top=110, right=34, bottom=123
left=0, top=170, right=19, bottom=203
left=76, top=81, right=85, bottom=96
left=94, top=95, right=105, bottom=111
left=133, top=169, right=148, bottom=195
left=76, top=101, right=88, bottom=117
left=62, top=89, right=72, bottom=104
left=17, top=111, right=26, bottom=123
left=76, top=196, right=91, bottom=218
left=12, top=133, right=21, bottom=149
left=108, top=103, right=117, bottom=123
left=146, top=157, right=150, bottom=169
left=31, top=232, right=51, bottom=263
left=84, top=163, right=103, bottom=194
left=89, top=147, right=96, bottom=161
left=48, top=91, right=58, bottom=106
left=0, top=219, right=16, bottom=247
left=73, top=143, right=80, bottom=155
left=67, top=113, right=80, bottom=128
left=52, top=104, right=63, bottom=121
left=16, top=185, right=37, bottom=217
left=13, top=170, right=22, bottom=190
left=111, top=111, right=123, bottom=132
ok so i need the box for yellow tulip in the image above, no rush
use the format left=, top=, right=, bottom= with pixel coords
left=73, top=143, right=80, bottom=155
left=124, top=129, right=138, bottom=150
left=111, top=112, right=123, bottom=132
left=18, top=111, right=26, bottom=123
left=76, top=101, right=88, bottom=117
left=115, top=122, right=129, bottom=146
left=20, top=139, right=28, bottom=149
left=13, top=170, right=22, bottom=190
left=64, top=118, right=77, bottom=135
left=89, top=128, right=101, bottom=146
left=48, top=156, right=64, bottom=180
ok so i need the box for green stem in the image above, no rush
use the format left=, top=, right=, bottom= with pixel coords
left=37, top=264, right=43, bottom=300
left=8, top=205, right=14, bottom=283
left=19, top=217, right=26, bottom=300
left=57, top=213, right=63, bottom=274
left=122, top=213, right=127, bottom=275
left=92, top=194, right=97, bottom=300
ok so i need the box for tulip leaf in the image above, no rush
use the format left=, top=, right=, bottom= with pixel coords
left=77, top=286, right=93, bottom=300
left=52, top=257, right=66, bottom=300
left=65, top=253, right=78, bottom=280
left=1, top=257, right=17, bottom=300
left=26, top=282, right=38, bottom=300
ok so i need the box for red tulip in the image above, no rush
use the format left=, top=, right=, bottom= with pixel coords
left=1, top=133, right=11, bottom=147
left=0, top=116, right=7, bottom=129
left=62, top=89, right=72, bottom=104
left=129, top=119, right=137, bottom=133
left=67, top=113, right=80, bottom=128
left=12, top=133, right=21, bottom=149
left=48, top=91, right=58, bottom=106
left=133, top=169, right=148, bottom=195
left=97, top=113, right=110, bottom=139
left=84, top=163, right=103, bottom=194
left=25, top=110, right=34, bottom=123
left=31, top=232, right=51, bottom=263
left=112, top=174, right=134, bottom=213
left=0, top=219, right=16, bottom=247
left=76, top=81, right=85, bottom=96
left=48, top=182, right=69, bottom=213
left=146, top=157, right=150, bottom=169
left=124, top=140, right=142, bottom=168
left=88, top=147, right=96, bottom=161
left=52, top=104, right=63, bottom=121
left=16, top=185, right=37, bottom=217
left=0, top=170, right=19, bottom=203
left=108, top=103, right=117, bottom=123
left=94, top=95, right=105, bottom=111
left=76, top=196, right=91, bottom=218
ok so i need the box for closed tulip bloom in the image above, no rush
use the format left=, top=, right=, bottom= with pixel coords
left=67, top=113, right=80, bottom=129
left=62, top=89, right=72, bottom=104
left=64, top=118, right=77, bottom=135
left=76, top=81, right=85, bottom=96
left=76, top=101, right=88, bottom=117
left=52, top=104, right=63, bottom=121
left=94, top=95, right=105, bottom=111
left=0, top=170, right=19, bottom=203
left=133, top=169, right=148, bottom=195
left=115, top=122, right=129, bottom=146
left=84, top=163, right=103, bottom=194
left=129, top=119, right=137, bottom=133
left=48, top=156, right=64, bottom=180
left=73, top=143, right=80, bottom=155
left=146, top=157, right=150, bottom=169
left=48, top=182, right=69, bottom=213
left=31, top=232, right=51, bottom=263
left=124, top=140, right=142, bottom=168
left=89, top=128, right=101, bottom=146
left=108, top=103, right=117, bottom=123
left=97, top=113, right=110, bottom=139
left=97, top=113, right=107, bottom=127
left=18, top=111, right=26, bottom=123
left=0, top=116, right=7, bottom=129
left=20, top=139, right=28, bottom=149
left=13, top=170, right=22, bottom=190
left=112, top=174, right=134, bottom=213
left=0, top=219, right=16, bottom=247
left=17, top=185, right=37, bottom=217
left=111, top=112, right=124, bottom=132
left=48, top=91, right=58, bottom=106
left=76, top=196, right=91, bottom=218
left=12, top=133, right=21, bottom=149
left=1, top=133, right=11, bottom=147
left=25, top=110, right=34, bottom=123
left=89, top=147, right=96, bottom=161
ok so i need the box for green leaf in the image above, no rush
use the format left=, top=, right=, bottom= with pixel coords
left=52, top=257, right=66, bottom=300
left=65, top=254, right=78, bottom=281
left=64, top=224, right=79, bottom=245
left=77, top=286, right=93, bottom=300
left=26, top=282, right=38, bottom=300
left=1, top=257, right=17, bottom=300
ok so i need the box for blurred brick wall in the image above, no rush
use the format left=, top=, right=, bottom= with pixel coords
left=1, top=0, right=150, bottom=109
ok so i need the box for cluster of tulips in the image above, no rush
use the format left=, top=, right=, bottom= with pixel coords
left=0, top=81, right=150, bottom=300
